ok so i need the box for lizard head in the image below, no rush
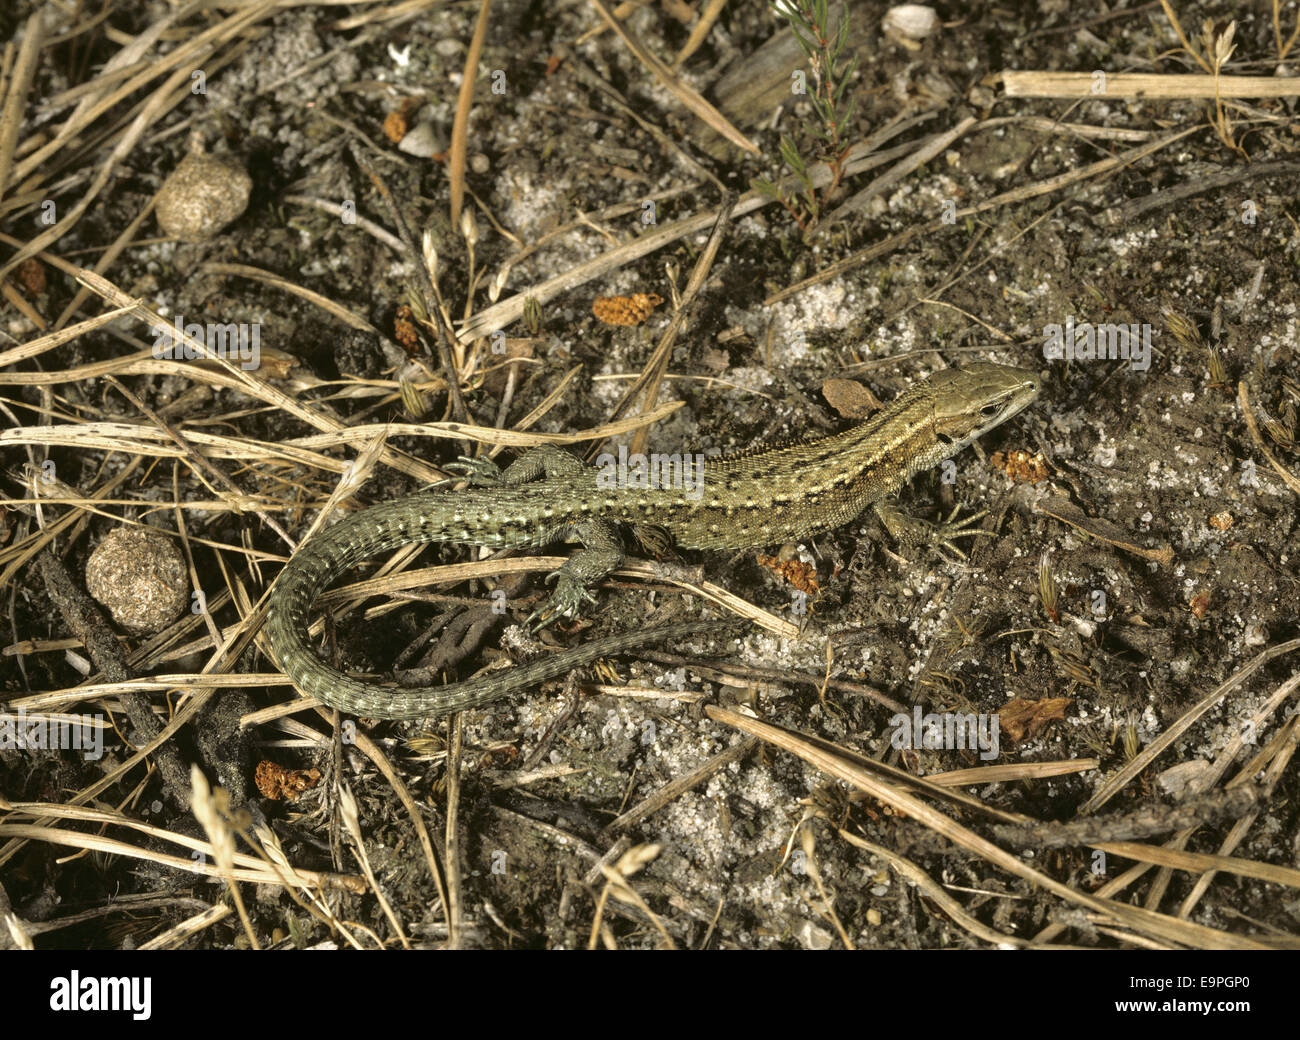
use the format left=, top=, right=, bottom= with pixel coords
left=929, top=363, right=1041, bottom=456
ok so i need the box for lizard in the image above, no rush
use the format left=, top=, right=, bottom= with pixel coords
left=266, top=362, right=1040, bottom=720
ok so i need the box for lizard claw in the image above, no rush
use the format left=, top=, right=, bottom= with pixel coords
left=930, top=505, right=995, bottom=561
left=525, top=571, right=598, bottom=632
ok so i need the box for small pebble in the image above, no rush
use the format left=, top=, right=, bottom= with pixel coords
left=397, top=121, right=443, bottom=158
left=883, top=4, right=940, bottom=49
left=156, top=140, right=252, bottom=242
left=469, top=152, right=490, bottom=174
left=85, top=527, right=189, bottom=634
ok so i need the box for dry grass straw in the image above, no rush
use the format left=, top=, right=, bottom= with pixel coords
left=0, top=791, right=361, bottom=892
left=586, top=0, right=758, bottom=155
left=1002, top=70, right=1300, bottom=98
left=448, top=0, right=493, bottom=225
left=0, top=11, right=46, bottom=207
left=1, top=1, right=282, bottom=279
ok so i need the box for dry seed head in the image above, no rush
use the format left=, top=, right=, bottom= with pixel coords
left=459, top=208, right=479, bottom=248
left=421, top=228, right=438, bottom=280
left=400, top=377, right=430, bottom=418
left=523, top=295, right=542, bottom=335
left=489, top=262, right=512, bottom=302
left=405, top=284, right=428, bottom=323
left=1038, top=552, right=1059, bottom=624
left=1164, top=310, right=1203, bottom=350
left=613, top=843, right=660, bottom=878
left=1202, top=19, right=1237, bottom=67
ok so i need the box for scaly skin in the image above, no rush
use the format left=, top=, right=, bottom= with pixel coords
left=266, top=363, right=1040, bottom=719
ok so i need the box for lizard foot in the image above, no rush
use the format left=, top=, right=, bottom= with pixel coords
left=440, top=455, right=504, bottom=487
left=928, top=505, right=996, bottom=561
left=525, top=571, right=599, bottom=632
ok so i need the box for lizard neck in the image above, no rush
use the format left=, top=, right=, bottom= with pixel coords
left=705, top=380, right=941, bottom=499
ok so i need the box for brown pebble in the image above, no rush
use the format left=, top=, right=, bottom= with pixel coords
left=383, top=109, right=408, bottom=143
left=156, top=145, right=252, bottom=242
left=85, top=528, right=189, bottom=634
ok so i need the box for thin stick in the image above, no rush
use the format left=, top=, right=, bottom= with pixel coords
left=449, top=0, right=493, bottom=225
left=1002, top=71, right=1300, bottom=98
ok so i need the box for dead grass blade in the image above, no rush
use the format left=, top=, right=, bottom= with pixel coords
left=0, top=803, right=360, bottom=891
left=1002, top=72, right=1300, bottom=98
left=1095, top=840, right=1300, bottom=890
left=0, top=10, right=46, bottom=206
left=460, top=131, right=893, bottom=339
left=448, top=0, right=493, bottom=225
left=587, top=0, right=758, bottom=155
left=1239, top=380, right=1300, bottom=496
left=837, top=829, right=1069, bottom=949
left=137, top=904, right=232, bottom=950
left=1177, top=715, right=1299, bottom=917
left=197, top=261, right=382, bottom=336
left=767, top=124, right=1201, bottom=305
left=925, top=759, right=1099, bottom=786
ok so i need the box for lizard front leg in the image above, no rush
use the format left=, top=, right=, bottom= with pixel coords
left=873, top=499, right=995, bottom=561
left=447, top=447, right=625, bottom=630
left=445, top=443, right=585, bottom=487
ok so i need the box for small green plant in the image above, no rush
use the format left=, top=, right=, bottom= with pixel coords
left=752, top=0, right=858, bottom=234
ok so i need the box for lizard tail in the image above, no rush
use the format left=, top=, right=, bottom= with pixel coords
left=266, top=499, right=733, bottom=718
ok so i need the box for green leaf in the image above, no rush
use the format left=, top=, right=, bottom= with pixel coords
left=779, top=136, right=807, bottom=174
left=833, top=5, right=850, bottom=55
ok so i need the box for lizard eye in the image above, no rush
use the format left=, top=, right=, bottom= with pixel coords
left=980, top=403, right=1002, bottom=419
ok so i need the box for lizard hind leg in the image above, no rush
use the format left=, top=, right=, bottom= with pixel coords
left=526, top=516, right=625, bottom=631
